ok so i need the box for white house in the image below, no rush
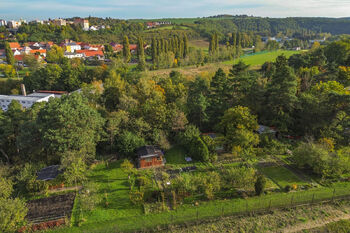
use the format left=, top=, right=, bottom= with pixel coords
left=64, top=52, right=83, bottom=59
left=65, top=43, right=81, bottom=53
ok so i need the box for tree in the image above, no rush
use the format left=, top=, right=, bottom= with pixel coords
left=23, top=54, right=42, bottom=71
left=208, top=68, right=230, bottom=125
left=183, top=34, right=189, bottom=58
left=0, top=198, right=27, bottom=233
left=255, top=175, right=266, bottom=195
left=37, top=93, right=104, bottom=163
left=0, top=177, right=13, bottom=199
left=122, top=35, right=131, bottom=63
left=46, top=44, right=64, bottom=63
left=218, top=106, right=259, bottom=155
left=61, top=151, right=87, bottom=185
left=4, top=42, right=15, bottom=66
left=179, top=125, right=209, bottom=161
left=137, top=36, right=146, bottom=71
left=151, top=37, right=158, bottom=64
left=103, top=70, right=126, bottom=111
left=0, top=64, right=16, bottom=78
left=187, top=77, right=210, bottom=129
left=116, top=131, right=145, bottom=157
left=121, top=159, right=135, bottom=174
left=266, top=55, right=298, bottom=132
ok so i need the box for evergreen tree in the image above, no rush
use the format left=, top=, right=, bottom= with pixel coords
left=156, top=39, right=161, bottom=56
left=266, top=55, right=298, bottom=131
left=5, top=42, right=15, bottom=66
left=122, top=35, right=131, bottom=63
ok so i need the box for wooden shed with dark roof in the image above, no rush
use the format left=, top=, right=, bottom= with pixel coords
left=136, top=145, right=165, bottom=169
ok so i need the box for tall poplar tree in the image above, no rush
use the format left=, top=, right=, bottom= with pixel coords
left=151, top=38, right=157, bottom=63
left=137, top=37, right=146, bottom=71
left=122, top=35, right=131, bottom=63
left=5, top=42, right=15, bottom=66
left=183, top=35, right=189, bottom=58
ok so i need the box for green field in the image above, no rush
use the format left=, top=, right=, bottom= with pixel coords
left=224, top=50, right=304, bottom=67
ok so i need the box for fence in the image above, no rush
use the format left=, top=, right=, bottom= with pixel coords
left=67, top=185, right=350, bottom=233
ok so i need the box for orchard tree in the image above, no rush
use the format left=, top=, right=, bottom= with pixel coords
left=61, top=151, right=87, bottom=185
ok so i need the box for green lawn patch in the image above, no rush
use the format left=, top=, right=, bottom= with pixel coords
left=223, top=50, right=304, bottom=67
left=260, top=165, right=308, bottom=189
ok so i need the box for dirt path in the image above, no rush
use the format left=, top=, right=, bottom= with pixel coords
left=283, top=213, right=350, bottom=233
left=48, top=186, right=82, bottom=193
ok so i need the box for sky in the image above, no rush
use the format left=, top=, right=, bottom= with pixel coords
left=1, top=0, right=350, bottom=20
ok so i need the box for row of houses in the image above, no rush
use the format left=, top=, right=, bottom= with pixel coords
left=0, top=40, right=148, bottom=65
left=146, top=21, right=172, bottom=29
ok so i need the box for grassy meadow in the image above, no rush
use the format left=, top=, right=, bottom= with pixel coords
left=224, top=50, right=304, bottom=66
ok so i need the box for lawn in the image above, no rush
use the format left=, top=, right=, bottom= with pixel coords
left=260, top=165, right=309, bottom=189
left=223, top=50, right=304, bottom=67
left=164, top=145, right=212, bottom=169
left=70, top=160, right=143, bottom=227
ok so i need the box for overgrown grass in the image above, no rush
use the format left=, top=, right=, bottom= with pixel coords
left=260, top=165, right=309, bottom=188
left=69, top=160, right=143, bottom=227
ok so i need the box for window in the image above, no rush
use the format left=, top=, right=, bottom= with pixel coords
left=145, top=158, right=152, bottom=162
left=157, top=157, right=162, bottom=161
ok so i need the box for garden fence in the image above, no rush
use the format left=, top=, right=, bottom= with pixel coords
left=69, top=185, right=350, bottom=232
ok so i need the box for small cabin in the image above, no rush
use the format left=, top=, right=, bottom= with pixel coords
left=136, top=145, right=165, bottom=169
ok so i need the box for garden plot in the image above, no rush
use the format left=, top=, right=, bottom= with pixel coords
left=27, top=193, right=76, bottom=223
left=259, top=165, right=309, bottom=189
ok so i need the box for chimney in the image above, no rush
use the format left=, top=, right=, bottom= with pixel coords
left=21, top=84, right=27, bottom=96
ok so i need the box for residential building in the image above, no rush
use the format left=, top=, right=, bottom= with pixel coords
left=136, top=145, right=165, bottom=169
left=64, top=52, right=83, bottom=59
left=7, top=20, right=21, bottom=29
left=74, top=18, right=89, bottom=31
left=0, top=19, right=6, bottom=27
left=65, top=42, right=81, bottom=52
left=9, top=42, right=21, bottom=50
left=52, top=19, right=66, bottom=26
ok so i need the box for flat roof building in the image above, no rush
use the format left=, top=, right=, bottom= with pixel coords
left=0, top=92, right=59, bottom=111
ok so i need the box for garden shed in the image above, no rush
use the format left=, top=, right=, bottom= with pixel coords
left=136, top=145, right=165, bottom=169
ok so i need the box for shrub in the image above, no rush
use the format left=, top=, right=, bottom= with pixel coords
left=255, top=175, right=266, bottom=195
left=285, top=185, right=292, bottom=192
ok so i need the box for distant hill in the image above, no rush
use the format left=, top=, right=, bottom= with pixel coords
left=129, top=15, right=350, bottom=36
